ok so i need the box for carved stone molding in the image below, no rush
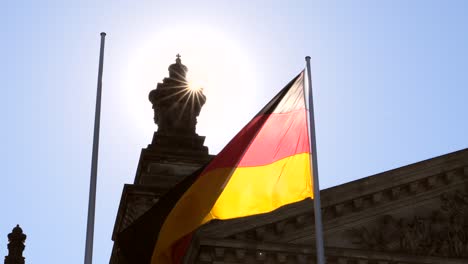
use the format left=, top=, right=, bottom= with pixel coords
left=189, top=238, right=467, bottom=264
left=121, top=194, right=159, bottom=232
left=148, top=55, right=206, bottom=137
left=351, top=190, right=468, bottom=258
left=205, top=167, right=467, bottom=244
left=111, top=185, right=167, bottom=240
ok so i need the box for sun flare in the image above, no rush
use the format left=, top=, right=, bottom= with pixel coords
left=123, top=25, right=261, bottom=153
left=187, top=83, right=203, bottom=93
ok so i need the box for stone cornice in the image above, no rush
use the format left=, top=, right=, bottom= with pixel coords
left=134, top=148, right=213, bottom=185
left=320, top=148, right=468, bottom=208
left=185, top=238, right=467, bottom=264
left=290, top=166, right=468, bottom=243
left=350, top=190, right=468, bottom=258
left=197, top=149, right=468, bottom=243
left=111, top=184, right=166, bottom=240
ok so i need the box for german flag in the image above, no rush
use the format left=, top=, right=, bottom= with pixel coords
left=117, top=71, right=313, bottom=263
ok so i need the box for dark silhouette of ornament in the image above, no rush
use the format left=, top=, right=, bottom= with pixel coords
left=149, top=54, right=206, bottom=137
left=4, top=225, right=26, bottom=264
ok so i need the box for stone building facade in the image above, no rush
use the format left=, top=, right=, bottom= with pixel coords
left=110, top=57, right=468, bottom=263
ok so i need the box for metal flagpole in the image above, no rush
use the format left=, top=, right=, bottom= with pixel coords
left=84, top=32, right=106, bottom=264
left=305, top=56, right=326, bottom=264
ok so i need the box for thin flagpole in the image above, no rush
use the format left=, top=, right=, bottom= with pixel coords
left=305, top=56, right=326, bottom=264
left=84, top=32, right=106, bottom=264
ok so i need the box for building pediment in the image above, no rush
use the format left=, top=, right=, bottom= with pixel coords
left=190, top=148, right=468, bottom=262
left=348, top=190, right=468, bottom=258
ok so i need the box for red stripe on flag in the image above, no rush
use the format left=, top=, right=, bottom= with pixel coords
left=204, top=109, right=309, bottom=171
left=238, top=109, right=309, bottom=167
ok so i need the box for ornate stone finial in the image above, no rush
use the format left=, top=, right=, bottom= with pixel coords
left=149, top=55, right=206, bottom=137
left=5, top=225, right=26, bottom=264
left=147, top=55, right=208, bottom=156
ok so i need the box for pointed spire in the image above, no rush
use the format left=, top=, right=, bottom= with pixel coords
left=4, top=225, right=26, bottom=264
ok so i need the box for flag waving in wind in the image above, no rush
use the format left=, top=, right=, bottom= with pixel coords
left=154, top=70, right=314, bottom=263
left=118, top=70, right=315, bottom=263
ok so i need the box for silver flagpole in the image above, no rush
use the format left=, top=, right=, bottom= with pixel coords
left=305, top=56, right=326, bottom=264
left=84, top=32, right=106, bottom=264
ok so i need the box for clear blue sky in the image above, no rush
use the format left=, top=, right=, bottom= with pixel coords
left=1, top=1, right=467, bottom=263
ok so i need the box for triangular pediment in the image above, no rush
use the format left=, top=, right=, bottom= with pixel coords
left=190, top=148, right=468, bottom=262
